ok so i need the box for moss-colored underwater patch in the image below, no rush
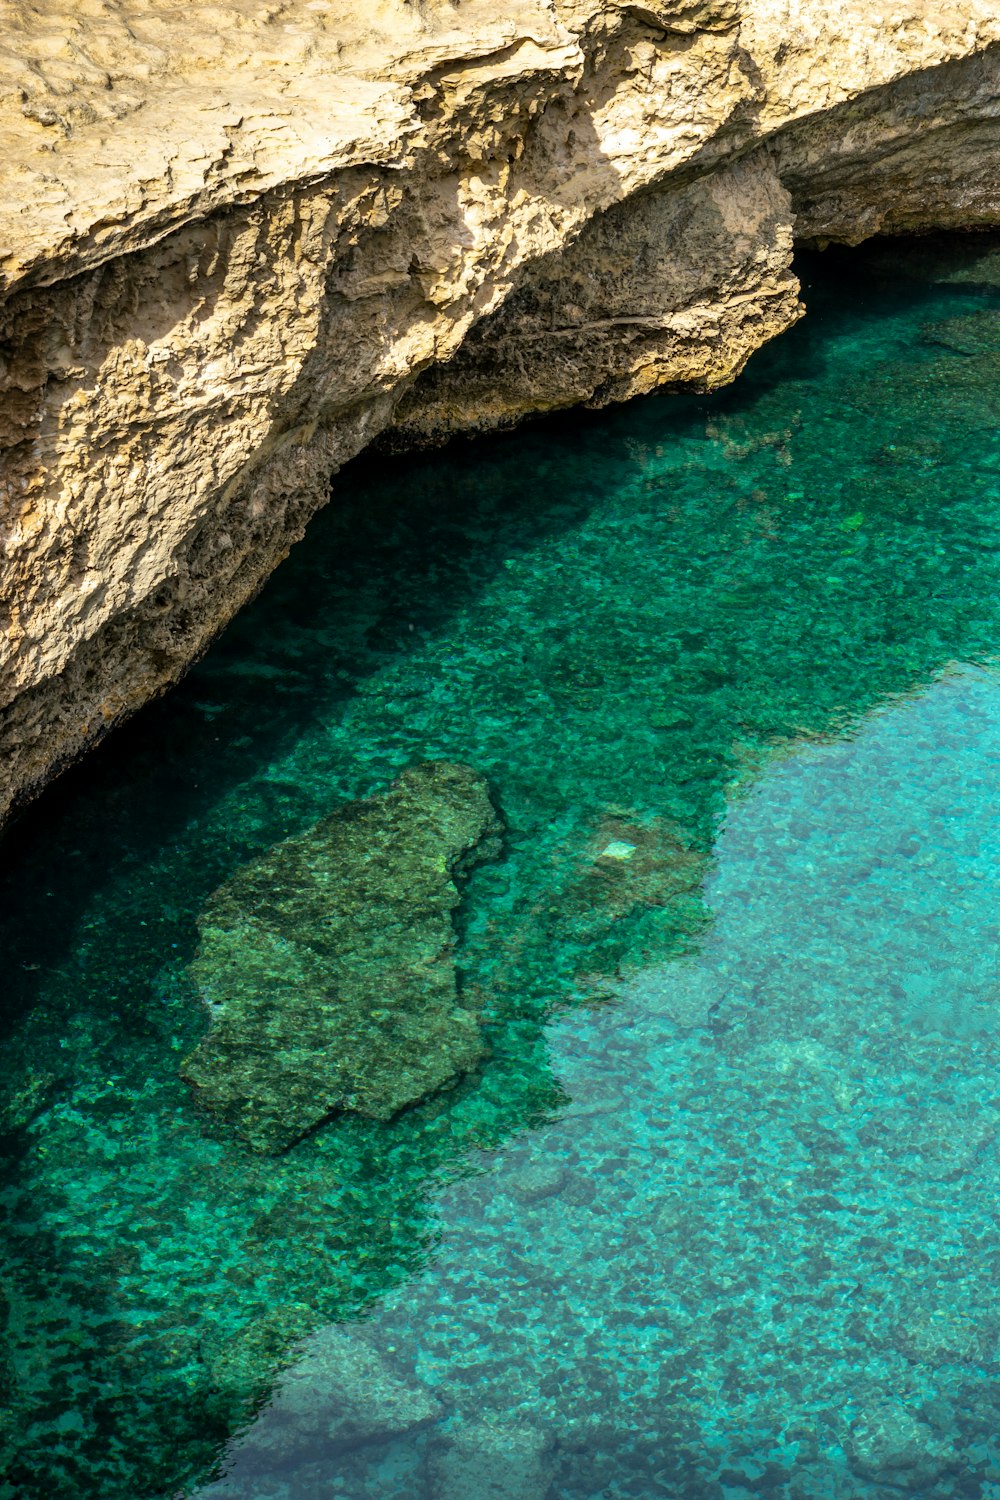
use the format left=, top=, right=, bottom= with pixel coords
left=183, top=762, right=503, bottom=1152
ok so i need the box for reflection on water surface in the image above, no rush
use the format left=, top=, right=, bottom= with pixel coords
left=3, top=239, right=1000, bottom=1498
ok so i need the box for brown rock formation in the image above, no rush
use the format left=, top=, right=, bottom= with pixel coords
left=1, top=0, right=999, bottom=824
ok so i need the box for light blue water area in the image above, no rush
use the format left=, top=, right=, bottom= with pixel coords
left=201, top=667, right=1000, bottom=1500
left=3, top=237, right=1000, bottom=1498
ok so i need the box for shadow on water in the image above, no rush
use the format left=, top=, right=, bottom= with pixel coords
left=2, top=234, right=1000, bottom=1496
left=0, top=235, right=989, bottom=991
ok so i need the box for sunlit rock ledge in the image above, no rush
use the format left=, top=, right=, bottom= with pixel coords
left=1, top=0, right=999, bottom=827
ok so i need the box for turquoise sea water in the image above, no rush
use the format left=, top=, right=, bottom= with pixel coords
left=4, top=237, right=1000, bottom=1498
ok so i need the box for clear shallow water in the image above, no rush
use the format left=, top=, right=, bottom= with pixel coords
left=3, top=237, right=1000, bottom=1498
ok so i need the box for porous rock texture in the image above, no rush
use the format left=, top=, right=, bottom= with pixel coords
left=1, top=0, right=1000, bottom=822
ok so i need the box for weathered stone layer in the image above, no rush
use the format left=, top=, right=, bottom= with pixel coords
left=2, top=1, right=1000, bottom=825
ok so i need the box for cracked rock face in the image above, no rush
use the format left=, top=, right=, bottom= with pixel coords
left=387, top=147, right=799, bottom=445
left=1, top=0, right=1000, bottom=825
left=181, top=761, right=503, bottom=1153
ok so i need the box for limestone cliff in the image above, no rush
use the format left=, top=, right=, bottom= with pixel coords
left=1, top=0, right=999, bottom=824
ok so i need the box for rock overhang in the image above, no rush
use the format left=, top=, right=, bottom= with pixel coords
left=2, top=0, right=1000, bottom=831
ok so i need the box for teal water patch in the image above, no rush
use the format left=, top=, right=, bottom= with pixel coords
left=3, top=237, right=1000, bottom=1497
left=199, top=667, right=1000, bottom=1500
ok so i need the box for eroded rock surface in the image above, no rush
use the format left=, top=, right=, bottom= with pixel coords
left=388, top=148, right=799, bottom=445
left=2, top=1, right=1000, bottom=822
left=182, top=761, right=503, bottom=1152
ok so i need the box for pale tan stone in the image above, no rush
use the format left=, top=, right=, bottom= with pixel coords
left=1, top=0, right=999, bottom=824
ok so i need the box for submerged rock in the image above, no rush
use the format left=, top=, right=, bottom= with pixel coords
left=890, top=1298, right=997, bottom=1369
left=279, top=1330, right=442, bottom=1453
left=554, top=812, right=710, bottom=971
left=844, top=1400, right=950, bottom=1484
left=208, top=1310, right=444, bottom=1454
left=923, top=308, right=1000, bottom=356
left=429, top=1419, right=554, bottom=1500
left=182, top=762, right=503, bottom=1152
left=213, top=1326, right=443, bottom=1474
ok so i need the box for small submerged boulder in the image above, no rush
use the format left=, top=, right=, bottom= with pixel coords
left=844, top=1399, right=951, bottom=1485
left=182, top=762, right=503, bottom=1152
left=277, top=1328, right=442, bottom=1453
left=209, top=1317, right=441, bottom=1453
left=429, top=1418, right=554, bottom=1500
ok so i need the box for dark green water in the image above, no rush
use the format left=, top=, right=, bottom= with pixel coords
left=4, top=237, right=1000, bottom=1500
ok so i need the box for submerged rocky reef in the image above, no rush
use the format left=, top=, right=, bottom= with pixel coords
left=183, top=762, right=503, bottom=1152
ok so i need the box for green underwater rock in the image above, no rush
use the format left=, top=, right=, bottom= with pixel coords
left=923, top=308, right=1000, bottom=357
left=182, top=762, right=503, bottom=1152
left=206, top=1303, right=316, bottom=1425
